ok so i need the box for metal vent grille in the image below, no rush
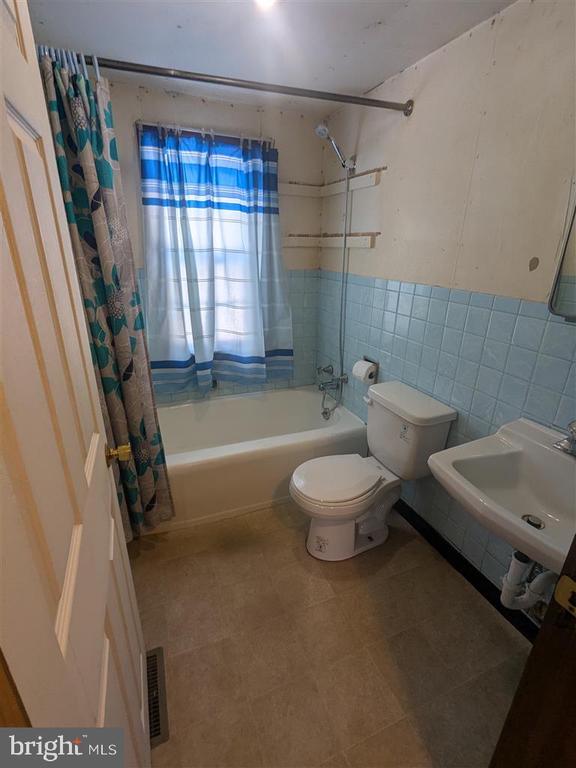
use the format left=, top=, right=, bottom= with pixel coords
left=146, top=647, right=169, bottom=748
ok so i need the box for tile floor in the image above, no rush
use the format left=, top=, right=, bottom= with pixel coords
left=128, top=504, right=530, bottom=768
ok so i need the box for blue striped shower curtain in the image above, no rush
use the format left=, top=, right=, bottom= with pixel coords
left=138, top=125, right=293, bottom=394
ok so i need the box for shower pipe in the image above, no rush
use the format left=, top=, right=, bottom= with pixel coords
left=314, top=122, right=355, bottom=420
left=51, top=52, right=415, bottom=115
left=320, top=165, right=353, bottom=420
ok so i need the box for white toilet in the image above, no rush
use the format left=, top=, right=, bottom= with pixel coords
left=290, top=381, right=457, bottom=561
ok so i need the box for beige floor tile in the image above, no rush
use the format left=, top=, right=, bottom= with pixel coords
left=140, top=586, right=230, bottom=657
left=419, top=601, right=530, bottom=686
left=177, top=706, right=263, bottom=768
left=338, top=557, right=476, bottom=641
left=314, top=648, right=405, bottom=751
left=336, top=581, right=402, bottom=646
left=234, top=615, right=309, bottom=700
left=309, top=550, right=391, bottom=596
left=221, top=575, right=285, bottom=635
left=191, top=516, right=256, bottom=553
left=245, top=501, right=308, bottom=535
left=132, top=505, right=528, bottom=768
left=132, top=550, right=216, bottom=612
left=250, top=676, right=339, bottom=768
left=400, top=556, right=475, bottom=612
left=367, top=626, right=455, bottom=712
left=345, top=717, right=434, bottom=768
left=150, top=733, right=182, bottom=768
left=210, top=541, right=271, bottom=587
left=259, top=526, right=309, bottom=570
left=410, top=654, right=526, bottom=768
left=165, top=587, right=230, bottom=655
left=130, top=518, right=254, bottom=563
left=378, top=533, right=442, bottom=579
left=242, top=506, right=283, bottom=535
left=128, top=527, right=205, bottom=564
left=320, top=753, right=349, bottom=768
left=293, top=598, right=364, bottom=667
left=166, top=638, right=247, bottom=727
left=273, top=560, right=336, bottom=613
left=140, top=603, right=168, bottom=652
left=130, top=563, right=169, bottom=613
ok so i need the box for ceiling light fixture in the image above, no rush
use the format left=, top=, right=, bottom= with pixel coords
left=255, top=0, right=276, bottom=10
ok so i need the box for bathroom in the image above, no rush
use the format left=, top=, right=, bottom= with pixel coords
left=1, top=0, right=575, bottom=766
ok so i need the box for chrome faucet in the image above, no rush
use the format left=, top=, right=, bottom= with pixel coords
left=318, top=374, right=348, bottom=392
left=554, top=419, right=576, bottom=456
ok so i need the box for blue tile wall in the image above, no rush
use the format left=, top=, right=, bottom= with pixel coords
left=317, top=269, right=576, bottom=588
left=140, top=268, right=319, bottom=405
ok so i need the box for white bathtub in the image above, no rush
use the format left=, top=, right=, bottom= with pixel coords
left=156, top=387, right=367, bottom=529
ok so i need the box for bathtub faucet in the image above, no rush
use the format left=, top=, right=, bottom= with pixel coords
left=318, top=374, right=348, bottom=392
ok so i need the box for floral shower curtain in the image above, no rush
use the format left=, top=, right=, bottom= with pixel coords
left=39, top=55, right=174, bottom=540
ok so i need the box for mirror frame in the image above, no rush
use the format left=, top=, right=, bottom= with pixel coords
left=549, top=179, right=576, bottom=323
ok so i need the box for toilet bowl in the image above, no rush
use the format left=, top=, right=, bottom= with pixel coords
left=290, top=454, right=401, bottom=560
left=290, top=381, right=457, bottom=561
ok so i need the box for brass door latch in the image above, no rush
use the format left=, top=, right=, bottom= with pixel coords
left=554, top=575, right=576, bottom=617
left=105, top=443, right=132, bottom=466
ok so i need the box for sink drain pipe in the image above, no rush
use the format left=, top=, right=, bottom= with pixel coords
left=501, top=551, right=557, bottom=611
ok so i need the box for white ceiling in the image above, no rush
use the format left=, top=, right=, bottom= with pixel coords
left=29, top=0, right=515, bottom=110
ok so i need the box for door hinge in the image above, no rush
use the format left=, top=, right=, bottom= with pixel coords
left=554, top=575, right=576, bottom=617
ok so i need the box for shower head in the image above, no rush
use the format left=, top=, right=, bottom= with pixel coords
left=313, top=122, right=353, bottom=170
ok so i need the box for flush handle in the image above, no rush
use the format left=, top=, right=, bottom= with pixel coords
left=105, top=443, right=132, bottom=466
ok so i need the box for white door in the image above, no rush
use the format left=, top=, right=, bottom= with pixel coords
left=0, top=2, right=150, bottom=766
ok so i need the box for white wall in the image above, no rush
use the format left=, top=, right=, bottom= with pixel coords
left=320, top=0, right=575, bottom=302
left=109, top=81, right=324, bottom=269
left=110, top=0, right=575, bottom=298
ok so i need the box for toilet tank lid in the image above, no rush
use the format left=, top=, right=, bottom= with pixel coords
left=368, top=382, right=457, bottom=426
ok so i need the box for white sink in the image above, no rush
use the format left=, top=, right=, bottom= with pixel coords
left=428, top=419, right=576, bottom=573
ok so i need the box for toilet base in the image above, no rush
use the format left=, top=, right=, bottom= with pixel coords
left=305, top=502, right=391, bottom=562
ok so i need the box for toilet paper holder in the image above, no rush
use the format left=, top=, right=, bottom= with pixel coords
left=360, top=357, right=379, bottom=405
left=352, top=355, right=379, bottom=385
left=363, top=355, right=379, bottom=382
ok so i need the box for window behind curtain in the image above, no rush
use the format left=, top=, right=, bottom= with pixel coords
left=138, top=125, right=293, bottom=396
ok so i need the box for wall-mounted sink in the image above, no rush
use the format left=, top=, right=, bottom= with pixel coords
left=428, top=419, right=576, bottom=573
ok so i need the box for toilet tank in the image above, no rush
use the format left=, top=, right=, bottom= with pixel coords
left=366, top=381, right=457, bottom=480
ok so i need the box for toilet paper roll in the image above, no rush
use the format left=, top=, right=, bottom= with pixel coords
left=352, top=359, right=377, bottom=383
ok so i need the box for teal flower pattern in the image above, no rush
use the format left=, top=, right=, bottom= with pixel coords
left=40, top=58, right=174, bottom=540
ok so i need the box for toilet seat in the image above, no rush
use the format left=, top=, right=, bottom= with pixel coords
left=289, top=455, right=400, bottom=520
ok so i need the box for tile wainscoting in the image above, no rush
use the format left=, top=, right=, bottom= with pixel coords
left=317, top=269, right=576, bottom=590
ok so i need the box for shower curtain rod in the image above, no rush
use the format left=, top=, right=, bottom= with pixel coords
left=82, top=55, right=414, bottom=116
